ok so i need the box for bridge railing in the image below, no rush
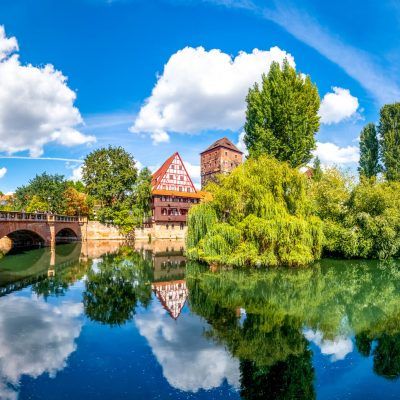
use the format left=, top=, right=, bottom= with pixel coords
left=0, top=211, right=86, bottom=223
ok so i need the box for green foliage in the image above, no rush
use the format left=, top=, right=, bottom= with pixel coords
left=186, top=257, right=400, bottom=385
left=82, top=146, right=138, bottom=207
left=379, top=103, right=400, bottom=181
left=244, top=60, right=320, bottom=167
left=359, top=123, right=379, bottom=179
left=15, top=173, right=68, bottom=213
left=83, top=247, right=153, bottom=326
left=14, top=172, right=92, bottom=216
left=310, top=170, right=400, bottom=259
left=134, top=167, right=152, bottom=218
left=187, top=156, right=323, bottom=267
left=25, top=195, right=49, bottom=213
left=81, top=147, right=152, bottom=232
left=312, top=157, right=323, bottom=181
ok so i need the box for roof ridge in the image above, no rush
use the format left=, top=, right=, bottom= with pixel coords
left=201, top=137, right=243, bottom=154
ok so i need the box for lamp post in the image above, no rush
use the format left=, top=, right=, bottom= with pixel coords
left=47, top=196, right=52, bottom=214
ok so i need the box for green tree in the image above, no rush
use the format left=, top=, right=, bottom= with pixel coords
left=312, top=157, right=323, bottom=181
left=244, top=60, right=320, bottom=167
left=379, top=103, right=400, bottom=181
left=82, top=146, right=138, bottom=208
left=187, top=155, right=323, bottom=268
left=15, top=173, right=68, bottom=213
left=359, top=123, right=379, bottom=179
left=26, top=195, right=49, bottom=212
left=134, top=167, right=152, bottom=218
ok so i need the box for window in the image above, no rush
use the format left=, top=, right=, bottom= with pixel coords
left=179, top=176, right=183, bottom=181
left=171, top=165, right=174, bottom=169
left=225, top=151, right=227, bottom=155
left=179, top=165, right=182, bottom=170
left=166, top=224, right=169, bottom=230
left=187, top=188, right=191, bottom=192
left=169, top=174, right=174, bottom=180
left=171, top=224, right=175, bottom=230
left=179, top=186, right=183, bottom=191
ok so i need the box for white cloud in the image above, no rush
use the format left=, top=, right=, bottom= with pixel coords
left=0, top=167, right=6, bottom=179
left=236, top=131, right=248, bottom=155
left=135, top=301, right=240, bottom=392
left=319, top=87, right=359, bottom=124
left=0, top=25, right=95, bottom=157
left=70, top=165, right=83, bottom=182
left=304, top=329, right=353, bottom=362
left=0, top=26, right=17, bottom=61
left=184, top=161, right=201, bottom=188
left=131, top=46, right=295, bottom=143
left=314, top=141, right=359, bottom=165
left=0, top=295, right=82, bottom=399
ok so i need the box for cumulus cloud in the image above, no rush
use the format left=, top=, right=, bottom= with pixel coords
left=135, top=301, right=240, bottom=392
left=131, top=46, right=295, bottom=144
left=0, top=295, right=83, bottom=399
left=0, top=167, right=6, bottom=179
left=0, top=26, right=95, bottom=157
left=236, top=131, right=248, bottom=155
left=184, top=161, right=201, bottom=188
left=0, top=26, right=17, bottom=61
left=304, top=329, right=353, bottom=362
left=70, top=165, right=83, bottom=182
left=319, top=87, right=359, bottom=124
left=314, top=141, right=359, bottom=165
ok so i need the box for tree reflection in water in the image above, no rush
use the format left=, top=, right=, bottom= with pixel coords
left=186, top=257, right=400, bottom=396
left=83, top=247, right=153, bottom=326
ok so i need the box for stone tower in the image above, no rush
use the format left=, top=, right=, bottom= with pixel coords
left=200, top=137, right=243, bottom=189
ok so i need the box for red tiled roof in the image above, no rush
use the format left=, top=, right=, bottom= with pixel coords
left=200, top=137, right=243, bottom=155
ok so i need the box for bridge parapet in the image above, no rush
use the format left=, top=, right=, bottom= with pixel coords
left=0, top=211, right=87, bottom=223
left=0, top=212, right=88, bottom=248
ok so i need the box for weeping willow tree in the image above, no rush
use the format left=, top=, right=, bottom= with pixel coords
left=187, top=156, right=323, bottom=267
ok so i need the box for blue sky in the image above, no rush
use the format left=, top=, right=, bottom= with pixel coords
left=0, top=0, right=399, bottom=191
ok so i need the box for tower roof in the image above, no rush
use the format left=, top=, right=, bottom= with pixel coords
left=200, top=137, right=243, bottom=155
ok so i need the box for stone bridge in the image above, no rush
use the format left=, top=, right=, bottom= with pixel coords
left=0, top=211, right=88, bottom=249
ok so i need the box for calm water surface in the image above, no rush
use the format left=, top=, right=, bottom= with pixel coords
left=0, top=240, right=400, bottom=399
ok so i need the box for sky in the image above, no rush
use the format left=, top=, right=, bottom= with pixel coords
left=0, top=0, right=399, bottom=192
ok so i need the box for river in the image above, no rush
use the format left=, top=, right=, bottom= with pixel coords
left=0, top=240, right=399, bottom=399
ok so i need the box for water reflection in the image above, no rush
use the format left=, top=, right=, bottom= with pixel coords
left=0, top=296, right=82, bottom=400
left=0, top=241, right=400, bottom=398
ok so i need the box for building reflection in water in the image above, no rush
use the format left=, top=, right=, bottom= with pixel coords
left=136, top=239, right=188, bottom=321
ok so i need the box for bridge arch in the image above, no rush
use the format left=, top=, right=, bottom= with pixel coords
left=55, top=227, right=79, bottom=244
left=3, top=229, right=46, bottom=250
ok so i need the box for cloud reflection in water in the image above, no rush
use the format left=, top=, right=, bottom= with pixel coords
left=135, top=301, right=240, bottom=393
left=0, top=295, right=83, bottom=399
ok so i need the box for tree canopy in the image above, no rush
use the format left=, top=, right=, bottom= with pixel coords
left=359, top=123, right=380, bottom=179
left=244, top=60, right=320, bottom=167
left=379, top=103, right=400, bottom=181
left=187, top=155, right=323, bottom=267
left=82, top=146, right=138, bottom=208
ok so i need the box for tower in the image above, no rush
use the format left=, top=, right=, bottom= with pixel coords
left=200, top=137, right=243, bottom=189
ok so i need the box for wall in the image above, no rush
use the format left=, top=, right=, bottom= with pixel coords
left=201, top=147, right=243, bottom=188
left=85, top=221, right=126, bottom=241
left=134, top=224, right=187, bottom=241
